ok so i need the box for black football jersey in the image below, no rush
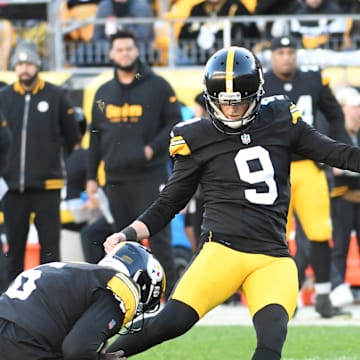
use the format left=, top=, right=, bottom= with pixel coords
left=139, top=96, right=360, bottom=256
left=333, top=133, right=360, bottom=190
left=0, top=262, right=136, bottom=355
left=264, top=68, right=348, bottom=160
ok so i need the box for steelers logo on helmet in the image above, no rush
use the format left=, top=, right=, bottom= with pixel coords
left=98, top=241, right=166, bottom=315
left=204, top=46, right=264, bottom=134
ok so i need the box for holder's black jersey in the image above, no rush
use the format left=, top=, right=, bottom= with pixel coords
left=139, top=95, right=360, bottom=256
left=0, top=262, right=139, bottom=357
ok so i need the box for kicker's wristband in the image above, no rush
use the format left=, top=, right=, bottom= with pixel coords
left=121, top=226, right=138, bottom=241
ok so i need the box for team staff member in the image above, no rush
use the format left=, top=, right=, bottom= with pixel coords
left=103, top=47, right=360, bottom=360
left=0, top=40, right=81, bottom=286
left=86, top=29, right=180, bottom=300
left=263, top=36, right=348, bottom=318
left=331, top=87, right=360, bottom=294
left=0, top=109, right=12, bottom=293
left=0, top=242, right=165, bottom=359
left=0, top=110, right=11, bottom=176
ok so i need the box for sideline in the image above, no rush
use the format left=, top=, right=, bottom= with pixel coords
left=197, top=304, right=360, bottom=327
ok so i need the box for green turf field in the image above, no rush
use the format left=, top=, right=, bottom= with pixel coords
left=127, top=325, right=360, bottom=360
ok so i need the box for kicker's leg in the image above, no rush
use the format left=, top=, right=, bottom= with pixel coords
left=108, top=299, right=199, bottom=356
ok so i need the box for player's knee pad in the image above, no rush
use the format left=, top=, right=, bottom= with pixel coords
left=253, top=304, right=288, bottom=357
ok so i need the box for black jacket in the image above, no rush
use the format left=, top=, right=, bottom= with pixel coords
left=87, top=60, right=182, bottom=183
left=179, top=0, right=259, bottom=42
left=0, top=111, right=11, bottom=176
left=0, top=79, right=81, bottom=192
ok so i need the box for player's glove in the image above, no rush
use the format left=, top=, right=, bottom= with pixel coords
left=99, top=349, right=127, bottom=360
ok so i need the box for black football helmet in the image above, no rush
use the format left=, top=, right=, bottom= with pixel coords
left=204, top=46, right=264, bottom=133
left=99, top=241, right=166, bottom=315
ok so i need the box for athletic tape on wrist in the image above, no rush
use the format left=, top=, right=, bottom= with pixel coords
left=121, top=226, right=137, bottom=241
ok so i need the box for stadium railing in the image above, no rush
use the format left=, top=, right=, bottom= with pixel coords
left=2, top=1, right=360, bottom=71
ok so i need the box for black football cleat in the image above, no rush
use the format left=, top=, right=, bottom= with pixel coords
left=315, top=294, right=352, bottom=318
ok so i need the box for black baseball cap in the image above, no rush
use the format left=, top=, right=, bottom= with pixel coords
left=270, top=36, right=299, bottom=51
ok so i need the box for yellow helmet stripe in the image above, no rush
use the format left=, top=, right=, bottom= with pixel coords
left=225, top=47, right=236, bottom=93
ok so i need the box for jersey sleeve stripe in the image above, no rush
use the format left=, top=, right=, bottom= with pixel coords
left=169, top=136, right=191, bottom=156
left=289, top=104, right=302, bottom=124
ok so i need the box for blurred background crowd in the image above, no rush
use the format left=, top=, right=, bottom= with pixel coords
left=0, top=0, right=358, bottom=69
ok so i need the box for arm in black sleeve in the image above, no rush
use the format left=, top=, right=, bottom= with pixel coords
left=139, top=155, right=201, bottom=236
left=62, top=289, right=124, bottom=360
left=60, top=91, right=82, bottom=155
left=148, top=81, right=182, bottom=156
left=87, top=93, right=104, bottom=181
left=0, top=114, right=11, bottom=176
left=294, top=119, right=360, bottom=171
left=317, top=73, right=348, bottom=143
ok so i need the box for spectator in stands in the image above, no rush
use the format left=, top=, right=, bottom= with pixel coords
left=0, top=1, right=50, bottom=69
left=341, top=0, right=360, bottom=50
left=178, top=0, right=259, bottom=65
left=152, top=0, right=202, bottom=66
left=0, top=2, right=47, bottom=23
left=0, top=19, right=12, bottom=70
left=0, top=40, right=81, bottom=287
left=161, top=0, right=202, bottom=40
left=334, top=0, right=354, bottom=13
left=86, top=30, right=180, bottom=300
left=93, top=0, right=155, bottom=43
left=290, top=0, right=347, bottom=50
left=61, top=0, right=100, bottom=43
left=255, top=0, right=301, bottom=40
left=330, top=86, right=360, bottom=305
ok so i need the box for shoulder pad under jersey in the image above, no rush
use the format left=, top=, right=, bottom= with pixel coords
left=261, top=95, right=303, bottom=125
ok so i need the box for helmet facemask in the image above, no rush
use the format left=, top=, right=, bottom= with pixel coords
left=205, top=87, right=263, bottom=129
left=132, top=258, right=166, bottom=317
